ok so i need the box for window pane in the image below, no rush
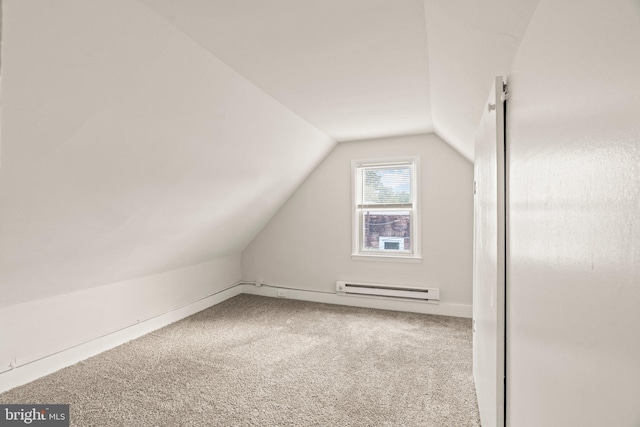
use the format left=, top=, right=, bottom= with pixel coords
left=362, top=166, right=411, bottom=205
left=361, top=210, right=410, bottom=251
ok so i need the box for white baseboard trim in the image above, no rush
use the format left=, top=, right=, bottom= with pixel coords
left=0, top=284, right=244, bottom=394
left=0, top=282, right=470, bottom=394
left=239, top=283, right=472, bottom=318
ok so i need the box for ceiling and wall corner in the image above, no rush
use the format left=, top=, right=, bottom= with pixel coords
left=422, top=0, right=539, bottom=160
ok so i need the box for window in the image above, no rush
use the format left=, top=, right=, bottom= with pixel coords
left=352, top=157, right=421, bottom=261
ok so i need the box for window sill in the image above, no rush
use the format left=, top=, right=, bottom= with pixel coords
left=351, top=254, right=423, bottom=263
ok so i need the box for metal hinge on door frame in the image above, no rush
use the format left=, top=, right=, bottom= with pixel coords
left=501, top=82, right=509, bottom=102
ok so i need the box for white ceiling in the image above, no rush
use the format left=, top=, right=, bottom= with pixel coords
left=141, top=0, right=540, bottom=160
left=0, top=0, right=540, bottom=307
left=140, top=0, right=433, bottom=143
left=423, top=0, right=540, bottom=159
left=0, top=0, right=335, bottom=307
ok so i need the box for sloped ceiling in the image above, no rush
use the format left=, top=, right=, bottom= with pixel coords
left=0, top=0, right=538, bottom=307
left=423, top=0, right=540, bottom=159
left=140, top=0, right=434, bottom=143
left=0, top=0, right=334, bottom=307
left=141, top=0, right=539, bottom=160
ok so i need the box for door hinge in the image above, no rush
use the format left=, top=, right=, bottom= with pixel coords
left=473, top=180, right=477, bottom=195
left=501, top=82, right=510, bottom=102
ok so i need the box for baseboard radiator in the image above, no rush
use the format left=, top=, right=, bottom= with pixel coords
left=336, top=281, right=439, bottom=303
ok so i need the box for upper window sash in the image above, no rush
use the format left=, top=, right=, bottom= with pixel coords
left=356, top=163, right=414, bottom=206
left=356, top=203, right=413, bottom=209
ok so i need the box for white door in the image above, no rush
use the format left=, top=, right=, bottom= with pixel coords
left=473, top=76, right=506, bottom=427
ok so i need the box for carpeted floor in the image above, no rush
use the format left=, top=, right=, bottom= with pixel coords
left=0, top=294, right=481, bottom=426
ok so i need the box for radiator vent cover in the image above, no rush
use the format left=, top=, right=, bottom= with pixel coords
left=336, top=281, right=439, bottom=302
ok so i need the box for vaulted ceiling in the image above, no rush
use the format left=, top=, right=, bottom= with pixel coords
left=0, top=0, right=539, bottom=307
left=141, top=0, right=540, bottom=160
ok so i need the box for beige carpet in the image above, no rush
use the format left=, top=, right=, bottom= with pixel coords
left=0, top=294, right=481, bottom=426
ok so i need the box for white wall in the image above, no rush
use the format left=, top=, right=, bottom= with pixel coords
left=507, top=1, right=640, bottom=425
left=0, top=255, right=240, bottom=392
left=0, top=0, right=334, bottom=308
left=0, top=255, right=239, bottom=381
left=242, top=134, right=474, bottom=316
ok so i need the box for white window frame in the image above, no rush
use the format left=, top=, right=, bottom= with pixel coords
left=351, top=156, right=422, bottom=263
